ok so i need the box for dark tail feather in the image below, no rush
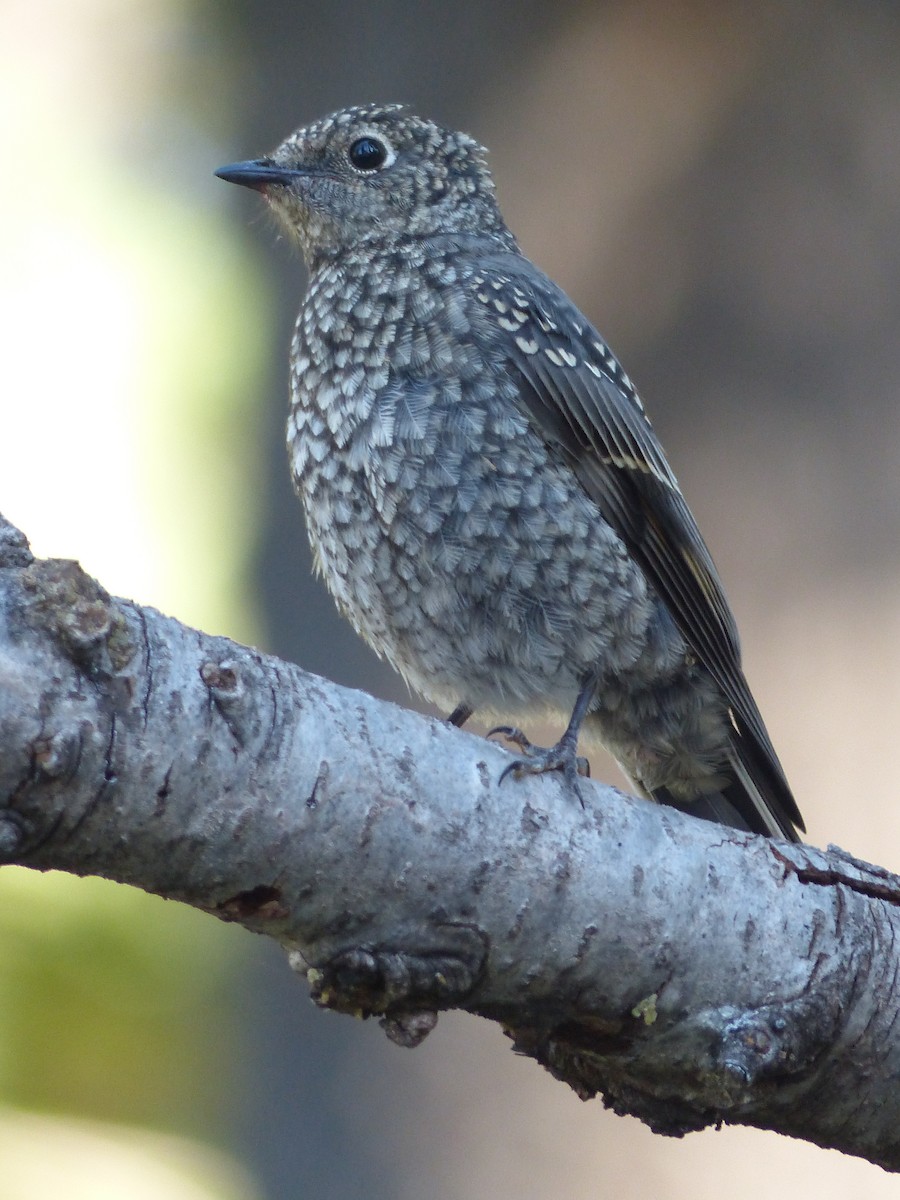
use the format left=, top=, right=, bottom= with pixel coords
left=654, top=785, right=756, bottom=835
left=655, top=737, right=803, bottom=843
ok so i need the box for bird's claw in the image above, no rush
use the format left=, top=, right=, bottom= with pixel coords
left=487, top=724, right=536, bottom=754
left=489, top=725, right=590, bottom=805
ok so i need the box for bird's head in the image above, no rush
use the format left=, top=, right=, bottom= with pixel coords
left=216, top=103, right=510, bottom=264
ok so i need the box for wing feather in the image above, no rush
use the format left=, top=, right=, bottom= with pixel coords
left=469, top=255, right=803, bottom=837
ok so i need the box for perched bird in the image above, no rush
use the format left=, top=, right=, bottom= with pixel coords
left=216, top=103, right=804, bottom=841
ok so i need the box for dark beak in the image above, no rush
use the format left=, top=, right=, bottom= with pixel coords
left=214, top=160, right=301, bottom=191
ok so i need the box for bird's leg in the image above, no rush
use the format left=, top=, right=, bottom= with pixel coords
left=489, top=671, right=600, bottom=802
left=446, top=703, right=474, bottom=728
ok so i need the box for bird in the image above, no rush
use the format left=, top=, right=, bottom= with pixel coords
left=216, top=103, right=804, bottom=841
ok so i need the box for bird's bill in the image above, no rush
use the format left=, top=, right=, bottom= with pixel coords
left=215, top=160, right=302, bottom=191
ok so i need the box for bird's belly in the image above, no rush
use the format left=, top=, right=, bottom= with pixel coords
left=295, top=420, right=669, bottom=714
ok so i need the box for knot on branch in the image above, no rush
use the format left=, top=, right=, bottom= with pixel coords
left=713, top=1003, right=821, bottom=1092
left=200, top=656, right=265, bottom=749
left=508, top=987, right=840, bottom=1137
left=290, top=923, right=488, bottom=1047
left=20, top=559, right=134, bottom=676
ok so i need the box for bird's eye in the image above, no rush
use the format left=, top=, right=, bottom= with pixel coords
left=348, top=136, right=389, bottom=172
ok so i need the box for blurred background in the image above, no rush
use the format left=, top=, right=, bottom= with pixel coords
left=2, top=0, right=900, bottom=1197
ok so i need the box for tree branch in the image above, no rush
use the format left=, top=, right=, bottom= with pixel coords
left=1, top=511, right=898, bottom=1168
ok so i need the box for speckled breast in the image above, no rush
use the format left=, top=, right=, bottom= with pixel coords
left=286, top=249, right=655, bottom=713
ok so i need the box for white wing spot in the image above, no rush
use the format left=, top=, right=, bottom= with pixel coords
left=558, top=348, right=578, bottom=367
left=476, top=291, right=489, bottom=304
left=515, top=335, right=539, bottom=355
left=586, top=361, right=603, bottom=378
left=492, top=298, right=508, bottom=313
left=544, top=348, right=564, bottom=367
left=498, top=315, right=524, bottom=331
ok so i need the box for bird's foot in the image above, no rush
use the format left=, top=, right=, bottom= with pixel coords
left=488, top=724, right=590, bottom=804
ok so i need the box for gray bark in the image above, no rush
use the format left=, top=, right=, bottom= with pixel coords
left=1, top=511, right=898, bottom=1168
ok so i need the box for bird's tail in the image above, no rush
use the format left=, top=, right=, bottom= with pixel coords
left=655, top=733, right=803, bottom=842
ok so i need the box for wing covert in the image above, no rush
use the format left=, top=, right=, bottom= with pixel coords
left=468, top=256, right=802, bottom=834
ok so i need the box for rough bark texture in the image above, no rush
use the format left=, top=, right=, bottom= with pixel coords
left=1, top=511, right=898, bottom=1168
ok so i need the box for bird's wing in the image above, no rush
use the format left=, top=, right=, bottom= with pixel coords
left=467, top=256, right=803, bottom=837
